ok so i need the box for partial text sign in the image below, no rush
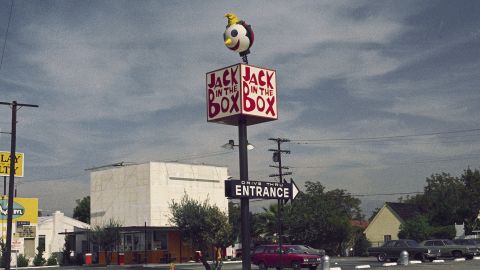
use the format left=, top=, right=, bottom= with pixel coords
left=0, top=151, right=24, bottom=177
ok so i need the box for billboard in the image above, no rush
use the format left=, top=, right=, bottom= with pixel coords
left=0, top=197, right=38, bottom=224
left=207, top=63, right=277, bottom=126
left=0, top=151, right=24, bottom=177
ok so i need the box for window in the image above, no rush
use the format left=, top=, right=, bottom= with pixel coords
left=384, top=235, right=392, bottom=242
left=38, top=235, right=46, bottom=252
left=253, top=246, right=264, bottom=254
left=152, top=231, right=167, bottom=250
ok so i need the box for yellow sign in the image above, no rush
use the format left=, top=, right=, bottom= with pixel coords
left=0, top=151, right=24, bottom=177
left=0, top=197, right=38, bottom=223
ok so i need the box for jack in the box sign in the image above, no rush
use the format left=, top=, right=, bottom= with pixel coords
left=206, top=63, right=277, bottom=126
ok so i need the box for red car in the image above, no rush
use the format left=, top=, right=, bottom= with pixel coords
left=251, top=244, right=323, bottom=270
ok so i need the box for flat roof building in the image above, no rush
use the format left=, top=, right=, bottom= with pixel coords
left=89, top=161, right=229, bottom=264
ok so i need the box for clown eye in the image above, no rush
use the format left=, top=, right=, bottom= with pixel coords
left=231, top=29, right=238, bottom=37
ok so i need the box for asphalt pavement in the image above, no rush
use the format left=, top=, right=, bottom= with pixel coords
left=13, top=257, right=480, bottom=270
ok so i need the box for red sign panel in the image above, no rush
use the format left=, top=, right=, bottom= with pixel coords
left=206, top=63, right=277, bottom=126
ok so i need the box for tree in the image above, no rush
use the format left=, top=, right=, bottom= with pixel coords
left=228, top=201, right=241, bottom=243
left=422, top=172, right=466, bottom=226
left=170, top=195, right=233, bottom=270
left=90, top=219, right=122, bottom=265
left=255, top=204, right=279, bottom=242
left=61, top=235, right=72, bottom=266
left=282, top=181, right=362, bottom=255
left=73, top=196, right=90, bottom=224
left=398, top=215, right=456, bottom=241
left=0, top=237, right=5, bottom=267
left=33, top=246, right=46, bottom=266
left=460, top=168, right=480, bottom=234
left=398, top=215, right=431, bottom=242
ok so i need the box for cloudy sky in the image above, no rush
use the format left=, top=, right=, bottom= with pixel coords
left=0, top=0, right=479, bottom=217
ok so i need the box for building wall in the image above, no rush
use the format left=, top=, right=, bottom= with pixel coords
left=91, top=162, right=228, bottom=227
left=91, top=163, right=151, bottom=226
left=37, top=211, right=90, bottom=260
left=150, top=162, right=228, bottom=226
left=364, top=205, right=402, bottom=246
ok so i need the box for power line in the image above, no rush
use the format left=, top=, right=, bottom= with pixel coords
left=18, top=172, right=87, bottom=183
left=351, top=191, right=423, bottom=197
left=290, top=153, right=480, bottom=169
left=0, top=0, right=14, bottom=71
left=292, top=128, right=480, bottom=144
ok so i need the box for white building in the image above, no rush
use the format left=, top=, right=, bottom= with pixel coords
left=38, top=211, right=90, bottom=260
left=89, top=162, right=229, bottom=264
left=90, top=162, right=229, bottom=227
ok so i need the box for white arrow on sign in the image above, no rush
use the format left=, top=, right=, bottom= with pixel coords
left=291, top=179, right=299, bottom=199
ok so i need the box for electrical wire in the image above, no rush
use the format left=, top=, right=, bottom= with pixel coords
left=290, top=154, right=480, bottom=169
left=291, top=128, right=480, bottom=144
left=0, top=0, right=14, bottom=71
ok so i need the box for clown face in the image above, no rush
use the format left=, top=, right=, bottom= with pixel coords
left=224, top=22, right=253, bottom=55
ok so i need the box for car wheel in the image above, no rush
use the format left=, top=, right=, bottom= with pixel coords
left=291, top=261, right=301, bottom=270
left=377, top=253, right=387, bottom=262
left=414, top=253, right=426, bottom=262
left=309, top=266, right=318, bottom=270
left=452, top=251, right=463, bottom=258
left=258, top=262, right=268, bottom=270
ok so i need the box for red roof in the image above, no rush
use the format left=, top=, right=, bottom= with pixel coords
left=350, top=220, right=369, bottom=229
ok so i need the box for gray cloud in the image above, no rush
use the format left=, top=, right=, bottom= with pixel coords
left=1, top=0, right=479, bottom=216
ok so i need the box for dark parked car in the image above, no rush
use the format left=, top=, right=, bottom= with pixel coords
left=367, top=239, right=440, bottom=262
left=251, top=244, right=323, bottom=270
left=421, top=239, right=480, bottom=259
left=453, top=238, right=480, bottom=249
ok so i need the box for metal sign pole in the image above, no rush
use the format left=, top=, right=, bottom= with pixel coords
left=238, top=118, right=251, bottom=270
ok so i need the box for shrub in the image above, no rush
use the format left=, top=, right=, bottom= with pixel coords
left=33, top=246, right=46, bottom=266
left=47, top=253, right=58, bottom=265
left=431, top=225, right=456, bottom=239
left=16, top=254, right=29, bottom=267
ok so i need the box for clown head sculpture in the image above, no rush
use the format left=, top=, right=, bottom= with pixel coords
left=224, top=13, right=254, bottom=58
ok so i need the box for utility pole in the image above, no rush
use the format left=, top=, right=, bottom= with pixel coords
left=0, top=101, right=38, bottom=270
left=268, top=138, right=291, bottom=270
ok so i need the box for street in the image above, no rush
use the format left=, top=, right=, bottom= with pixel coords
left=50, top=257, right=480, bottom=270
